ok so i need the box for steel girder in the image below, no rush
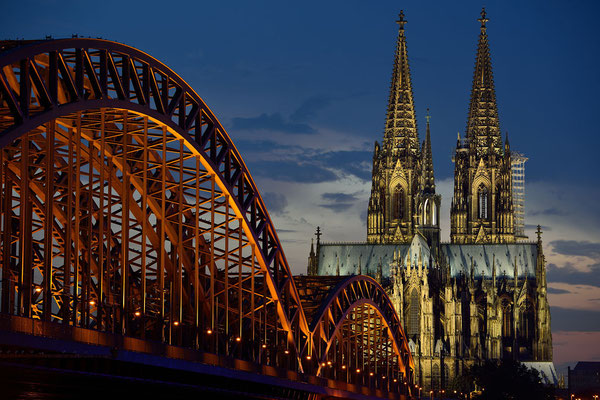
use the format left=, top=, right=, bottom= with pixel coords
left=0, top=38, right=306, bottom=368
left=295, top=275, right=415, bottom=395
left=0, top=39, right=414, bottom=394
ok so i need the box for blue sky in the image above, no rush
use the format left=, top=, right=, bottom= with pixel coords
left=3, top=0, right=599, bottom=375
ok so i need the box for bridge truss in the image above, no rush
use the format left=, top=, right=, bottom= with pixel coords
left=0, top=39, right=414, bottom=398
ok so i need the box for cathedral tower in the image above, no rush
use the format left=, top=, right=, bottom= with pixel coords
left=450, top=9, right=515, bottom=243
left=367, top=11, right=440, bottom=245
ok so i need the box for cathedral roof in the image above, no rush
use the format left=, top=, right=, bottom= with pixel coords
left=316, top=243, right=409, bottom=278
left=441, top=243, right=537, bottom=278
left=315, top=240, right=537, bottom=279
left=521, top=362, right=558, bottom=386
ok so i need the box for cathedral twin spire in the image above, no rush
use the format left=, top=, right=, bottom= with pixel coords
left=367, top=11, right=440, bottom=246
left=466, top=8, right=502, bottom=158
left=384, top=10, right=419, bottom=160
left=369, top=8, right=514, bottom=246
left=451, top=8, right=516, bottom=244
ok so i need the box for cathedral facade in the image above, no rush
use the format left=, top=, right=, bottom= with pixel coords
left=308, top=9, right=554, bottom=391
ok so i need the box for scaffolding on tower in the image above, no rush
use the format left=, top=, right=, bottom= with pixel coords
left=511, top=152, right=528, bottom=240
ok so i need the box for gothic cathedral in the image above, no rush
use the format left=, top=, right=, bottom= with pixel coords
left=308, top=9, right=554, bottom=391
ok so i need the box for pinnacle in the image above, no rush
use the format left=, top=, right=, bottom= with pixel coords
left=422, top=110, right=435, bottom=194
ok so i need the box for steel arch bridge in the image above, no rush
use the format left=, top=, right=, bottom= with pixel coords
left=0, top=39, right=414, bottom=399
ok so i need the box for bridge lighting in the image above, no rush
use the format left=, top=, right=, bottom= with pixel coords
left=0, top=38, right=415, bottom=396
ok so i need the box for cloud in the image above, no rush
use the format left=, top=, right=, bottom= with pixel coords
left=252, top=161, right=337, bottom=183
left=319, top=192, right=361, bottom=213
left=237, top=141, right=372, bottom=184
left=529, top=207, right=567, bottom=216
left=524, top=224, right=552, bottom=232
left=275, top=229, right=298, bottom=234
left=547, top=287, right=571, bottom=295
left=290, top=95, right=333, bottom=122
left=320, top=150, right=372, bottom=181
left=547, top=263, right=600, bottom=287
left=319, top=203, right=354, bottom=213
left=550, top=240, right=600, bottom=259
left=359, top=208, right=367, bottom=225
left=262, top=192, right=288, bottom=215
left=547, top=281, right=600, bottom=311
left=231, top=113, right=316, bottom=134
left=321, top=192, right=359, bottom=203
left=551, top=307, right=600, bottom=331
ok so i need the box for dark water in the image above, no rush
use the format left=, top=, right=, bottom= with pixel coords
left=0, top=362, right=291, bottom=400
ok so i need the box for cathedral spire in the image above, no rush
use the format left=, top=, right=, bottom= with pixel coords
left=384, top=10, right=419, bottom=156
left=422, top=108, right=435, bottom=194
left=466, top=7, right=501, bottom=157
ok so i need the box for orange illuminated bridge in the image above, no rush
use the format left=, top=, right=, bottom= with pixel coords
left=0, top=39, right=414, bottom=399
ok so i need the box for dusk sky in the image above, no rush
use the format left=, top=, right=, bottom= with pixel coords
left=3, top=0, right=599, bottom=376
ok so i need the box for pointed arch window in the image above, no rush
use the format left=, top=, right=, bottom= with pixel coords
left=392, top=186, right=404, bottom=220
left=502, top=301, right=512, bottom=337
left=423, top=198, right=429, bottom=225
left=379, top=185, right=386, bottom=212
left=407, top=288, right=420, bottom=337
left=519, top=305, right=535, bottom=340
left=478, top=184, right=489, bottom=220
left=432, top=363, right=440, bottom=389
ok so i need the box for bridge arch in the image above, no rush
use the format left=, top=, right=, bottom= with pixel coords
left=295, top=275, right=414, bottom=393
left=0, top=39, right=414, bottom=397
left=0, top=38, right=307, bottom=366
